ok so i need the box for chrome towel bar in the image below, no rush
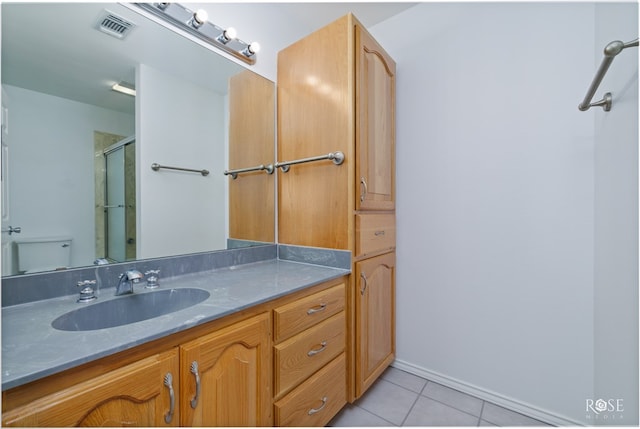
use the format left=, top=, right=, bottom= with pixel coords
left=579, top=38, right=638, bottom=112
left=275, top=151, right=345, bottom=173
left=1, top=226, right=21, bottom=235
left=224, top=164, right=275, bottom=179
left=223, top=151, right=345, bottom=178
left=151, top=163, right=209, bottom=176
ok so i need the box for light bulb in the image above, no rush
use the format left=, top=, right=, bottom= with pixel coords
left=225, top=27, right=237, bottom=40
left=249, top=42, right=260, bottom=54
left=191, top=9, right=208, bottom=28
left=216, top=27, right=237, bottom=44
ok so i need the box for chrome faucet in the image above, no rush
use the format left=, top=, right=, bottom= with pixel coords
left=115, top=270, right=144, bottom=296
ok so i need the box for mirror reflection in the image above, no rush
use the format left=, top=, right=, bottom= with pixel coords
left=1, top=3, right=275, bottom=276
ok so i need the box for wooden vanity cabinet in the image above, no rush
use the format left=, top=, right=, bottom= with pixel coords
left=2, top=349, right=180, bottom=427
left=1, top=314, right=271, bottom=428
left=278, top=13, right=396, bottom=402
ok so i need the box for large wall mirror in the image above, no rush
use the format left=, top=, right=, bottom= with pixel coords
left=1, top=3, right=275, bottom=277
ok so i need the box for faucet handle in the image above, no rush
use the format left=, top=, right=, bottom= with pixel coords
left=145, top=269, right=160, bottom=289
left=76, top=280, right=97, bottom=303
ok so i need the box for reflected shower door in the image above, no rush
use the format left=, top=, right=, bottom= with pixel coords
left=105, top=147, right=126, bottom=262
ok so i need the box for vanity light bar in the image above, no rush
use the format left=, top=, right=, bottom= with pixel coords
left=134, top=3, right=259, bottom=65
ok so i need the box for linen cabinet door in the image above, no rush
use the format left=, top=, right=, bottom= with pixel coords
left=2, top=349, right=180, bottom=427
left=355, top=252, right=396, bottom=397
left=355, top=24, right=396, bottom=211
left=179, top=313, right=272, bottom=427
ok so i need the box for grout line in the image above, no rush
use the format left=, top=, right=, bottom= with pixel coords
left=380, top=373, right=430, bottom=395
left=399, top=388, right=423, bottom=426
left=351, top=404, right=399, bottom=427
left=418, top=394, right=486, bottom=423
left=419, top=379, right=429, bottom=395
left=420, top=384, right=485, bottom=420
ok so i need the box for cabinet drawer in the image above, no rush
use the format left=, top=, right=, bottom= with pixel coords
left=274, top=282, right=345, bottom=342
left=274, top=312, right=345, bottom=398
left=355, top=214, right=396, bottom=257
left=274, top=353, right=346, bottom=427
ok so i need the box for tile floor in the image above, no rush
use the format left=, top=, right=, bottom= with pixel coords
left=329, top=367, right=552, bottom=427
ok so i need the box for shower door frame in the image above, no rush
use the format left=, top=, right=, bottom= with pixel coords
left=103, top=135, right=135, bottom=263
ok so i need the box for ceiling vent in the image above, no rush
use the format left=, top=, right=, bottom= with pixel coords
left=96, top=10, right=136, bottom=40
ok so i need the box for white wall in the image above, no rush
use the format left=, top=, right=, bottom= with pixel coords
left=136, top=64, right=226, bottom=259
left=3, top=84, right=134, bottom=272
left=371, top=3, right=601, bottom=425
left=593, top=2, right=639, bottom=425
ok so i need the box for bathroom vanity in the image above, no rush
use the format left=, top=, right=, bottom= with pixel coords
left=1, top=246, right=350, bottom=426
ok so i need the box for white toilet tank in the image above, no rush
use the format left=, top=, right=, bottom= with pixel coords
left=15, top=237, right=72, bottom=274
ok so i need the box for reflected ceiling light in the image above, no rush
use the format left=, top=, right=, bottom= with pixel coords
left=216, top=27, right=237, bottom=44
left=135, top=3, right=259, bottom=65
left=112, top=81, right=136, bottom=97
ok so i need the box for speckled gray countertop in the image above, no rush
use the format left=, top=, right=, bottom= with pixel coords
left=2, top=257, right=349, bottom=391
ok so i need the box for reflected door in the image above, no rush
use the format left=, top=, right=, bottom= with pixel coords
left=1, top=87, right=13, bottom=274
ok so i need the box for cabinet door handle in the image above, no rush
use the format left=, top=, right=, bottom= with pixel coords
left=190, top=361, right=201, bottom=409
left=307, top=341, right=327, bottom=357
left=360, top=273, right=368, bottom=296
left=374, top=230, right=385, bottom=236
left=307, top=303, right=327, bottom=315
left=308, top=396, right=328, bottom=415
left=163, top=373, right=175, bottom=424
left=360, top=177, right=368, bottom=202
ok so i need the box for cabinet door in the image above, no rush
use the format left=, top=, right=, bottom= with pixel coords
left=355, top=252, right=396, bottom=397
left=2, top=349, right=179, bottom=427
left=355, top=24, right=396, bottom=211
left=180, top=313, right=272, bottom=427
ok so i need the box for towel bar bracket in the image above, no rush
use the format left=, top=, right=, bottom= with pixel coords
left=590, top=92, right=612, bottom=112
left=578, top=38, right=638, bottom=112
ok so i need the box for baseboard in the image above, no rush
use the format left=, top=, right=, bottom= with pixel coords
left=391, top=359, right=585, bottom=427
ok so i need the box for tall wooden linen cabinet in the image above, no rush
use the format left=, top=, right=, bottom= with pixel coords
left=278, top=13, right=396, bottom=402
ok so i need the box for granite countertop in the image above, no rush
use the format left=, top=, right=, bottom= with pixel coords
left=1, top=258, right=349, bottom=391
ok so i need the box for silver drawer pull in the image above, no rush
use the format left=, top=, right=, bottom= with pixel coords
left=163, top=373, right=175, bottom=424
left=307, top=341, right=327, bottom=357
left=360, top=177, right=368, bottom=202
left=190, top=361, right=201, bottom=409
left=308, top=396, right=328, bottom=415
left=374, top=230, right=385, bottom=236
left=360, top=273, right=368, bottom=296
left=307, top=303, right=327, bottom=315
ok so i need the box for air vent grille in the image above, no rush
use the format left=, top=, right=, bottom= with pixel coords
left=96, top=11, right=136, bottom=39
